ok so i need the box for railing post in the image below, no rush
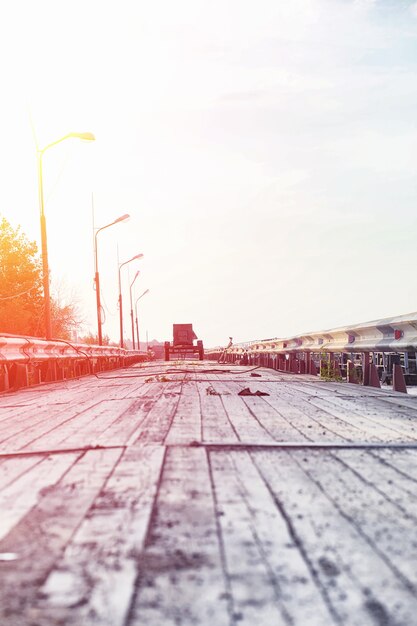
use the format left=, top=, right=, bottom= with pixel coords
left=369, top=363, right=381, bottom=388
left=393, top=361, right=407, bottom=393
left=347, top=360, right=359, bottom=384
left=362, top=352, right=370, bottom=386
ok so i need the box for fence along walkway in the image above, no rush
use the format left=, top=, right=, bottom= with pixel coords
left=0, top=361, right=417, bottom=625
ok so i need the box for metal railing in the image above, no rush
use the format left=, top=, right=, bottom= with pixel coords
left=0, top=334, right=149, bottom=392
left=205, top=312, right=417, bottom=392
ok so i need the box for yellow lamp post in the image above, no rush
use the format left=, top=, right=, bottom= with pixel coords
left=37, top=132, right=95, bottom=339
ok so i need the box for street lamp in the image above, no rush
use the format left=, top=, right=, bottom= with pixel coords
left=129, top=270, right=140, bottom=349
left=94, top=213, right=130, bottom=345
left=119, top=253, right=144, bottom=348
left=37, top=131, right=95, bottom=339
left=135, top=289, right=149, bottom=351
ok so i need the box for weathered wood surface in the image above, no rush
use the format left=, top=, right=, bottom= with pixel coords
left=1, top=361, right=417, bottom=625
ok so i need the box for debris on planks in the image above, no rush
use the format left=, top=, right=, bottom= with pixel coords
left=238, top=387, right=270, bottom=396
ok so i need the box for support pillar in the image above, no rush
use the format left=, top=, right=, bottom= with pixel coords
left=393, top=363, right=407, bottom=393
left=369, top=363, right=381, bottom=388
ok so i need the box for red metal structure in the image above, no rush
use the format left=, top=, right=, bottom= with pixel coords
left=164, top=324, right=204, bottom=361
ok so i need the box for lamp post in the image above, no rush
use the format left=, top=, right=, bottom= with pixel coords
left=135, top=289, right=149, bottom=351
left=119, top=254, right=144, bottom=348
left=94, top=213, right=130, bottom=345
left=37, top=132, right=95, bottom=339
left=129, top=271, right=140, bottom=349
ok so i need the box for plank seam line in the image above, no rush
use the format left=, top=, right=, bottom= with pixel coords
left=161, top=379, right=186, bottom=445
left=205, top=447, right=236, bottom=624
left=176, top=442, right=417, bottom=450
left=123, top=446, right=168, bottom=626
left=219, top=393, right=241, bottom=442
left=3, top=443, right=417, bottom=459
left=0, top=445, right=127, bottom=458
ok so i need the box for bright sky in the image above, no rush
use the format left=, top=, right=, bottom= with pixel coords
left=1, top=0, right=417, bottom=347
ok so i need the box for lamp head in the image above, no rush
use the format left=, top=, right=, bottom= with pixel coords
left=115, top=213, right=130, bottom=224
left=71, top=132, right=95, bottom=142
left=137, top=288, right=149, bottom=301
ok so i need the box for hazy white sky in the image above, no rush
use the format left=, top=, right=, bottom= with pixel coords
left=1, top=0, right=417, bottom=346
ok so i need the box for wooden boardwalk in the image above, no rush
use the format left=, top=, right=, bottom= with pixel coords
left=1, top=361, right=417, bottom=626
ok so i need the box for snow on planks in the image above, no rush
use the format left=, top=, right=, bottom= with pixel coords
left=0, top=361, right=417, bottom=625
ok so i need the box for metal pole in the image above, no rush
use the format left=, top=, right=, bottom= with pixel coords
left=130, top=309, right=135, bottom=349
left=129, top=272, right=139, bottom=350
left=94, top=232, right=103, bottom=345
left=94, top=213, right=130, bottom=346
left=135, top=307, right=140, bottom=350
left=118, top=254, right=143, bottom=349
left=119, top=265, right=124, bottom=348
left=134, top=289, right=149, bottom=353
left=38, top=151, right=52, bottom=340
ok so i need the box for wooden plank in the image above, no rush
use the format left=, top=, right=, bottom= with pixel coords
left=0, top=399, right=105, bottom=453
left=265, top=379, right=415, bottom=442
left=0, top=378, right=146, bottom=439
left=372, top=393, right=417, bottom=412
left=197, top=382, right=239, bottom=443
left=289, top=380, right=417, bottom=414
left=0, top=454, right=45, bottom=491
left=91, top=383, right=168, bottom=447
left=22, top=382, right=166, bottom=452
left=210, top=450, right=337, bottom=625
left=238, top=395, right=311, bottom=442
left=35, top=445, right=165, bottom=626
left=128, top=447, right=230, bottom=626
left=336, top=449, right=417, bottom=516
left=0, top=404, right=49, bottom=425
left=37, top=399, right=141, bottom=449
left=0, top=448, right=122, bottom=622
left=302, top=395, right=415, bottom=442
left=252, top=449, right=417, bottom=625
left=131, top=382, right=182, bottom=444
left=215, top=382, right=275, bottom=443
left=307, top=393, right=417, bottom=441
left=302, top=449, right=417, bottom=587
left=165, top=381, right=202, bottom=444
left=0, top=388, right=118, bottom=446
left=260, top=383, right=350, bottom=442
left=0, top=452, right=80, bottom=541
